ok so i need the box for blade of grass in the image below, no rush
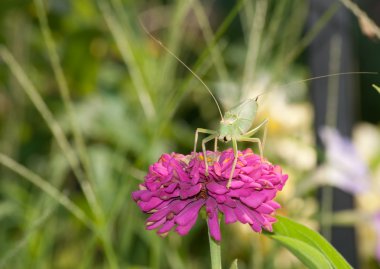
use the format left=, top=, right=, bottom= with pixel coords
left=239, top=0, right=254, bottom=43
left=33, top=0, right=98, bottom=217
left=100, top=229, right=119, bottom=269
left=0, top=46, right=101, bottom=223
left=78, top=235, right=98, bottom=269
left=98, top=0, right=156, bottom=120
left=261, top=1, right=289, bottom=58
left=0, top=204, right=58, bottom=268
left=282, top=2, right=339, bottom=68
left=192, top=0, right=229, bottom=82
left=266, top=0, right=307, bottom=69
left=242, top=0, right=268, bottom=90
left=158, top=0, right=197, bottom=106
left=111, top=0, right=195, bottom=122
left=0, top=153, right=119, bottom=268
left=262, top=2, right=339, bottom=94
left=0, top=48, right=120, bottom=267
left=162, top=0, right=245, bottom=121
left=109, top=0, right=164, bottom=100
left=0, top=153, right=94, bottom=230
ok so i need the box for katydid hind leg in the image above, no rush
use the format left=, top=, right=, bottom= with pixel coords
left=243, top=118, right=268, bottom=138
left=238, top=136, right=264, bottom=159
left=243, top=118, right=268, bottom=152
left=262, top=119, right=268, bottom=151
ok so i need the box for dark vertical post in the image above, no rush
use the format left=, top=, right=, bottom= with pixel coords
left=307, top=0, right=358, bottom=267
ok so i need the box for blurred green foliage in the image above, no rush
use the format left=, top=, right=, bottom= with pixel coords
left=0, top=0, right=379, bottom=269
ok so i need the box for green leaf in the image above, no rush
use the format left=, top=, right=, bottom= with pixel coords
left=265, top=215, right=352, bottom=269
left=270, top=235, right=332, bottom=269
left=229, top=259, right=238, bottom=269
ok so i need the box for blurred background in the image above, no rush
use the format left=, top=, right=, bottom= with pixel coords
left=0, top=0, right=379, bottom=268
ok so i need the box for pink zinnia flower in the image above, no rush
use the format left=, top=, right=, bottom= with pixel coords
left=132, top=148, right=288, bottom=241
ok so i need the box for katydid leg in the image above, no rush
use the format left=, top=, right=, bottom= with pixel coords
left=201, top=134, right=218, bottom=175
left=227, top=138, right=238, bottom=189
left=243, top=118, right=268, bottom=151
left=243, top=119, right=268, bottom=136
left=214, top=137, right=218, bottom=152
left=238, top=137, right=264, bottom=159
left=194, top=128, right=218, bottom=153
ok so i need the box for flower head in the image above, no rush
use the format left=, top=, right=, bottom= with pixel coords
left=132, top=148, right=288, bottom=241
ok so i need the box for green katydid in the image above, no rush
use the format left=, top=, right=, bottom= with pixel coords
left=192, top=72, right=378, bottom=188
left=193, top=72, right=377, bottom=188
left=141, top=23, right=377, bottom=188
left=194, top=99, right=267, bottom=189
left=141, top=24, right=269, bottom=188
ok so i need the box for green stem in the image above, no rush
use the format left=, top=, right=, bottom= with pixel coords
left=208, top=222, right=222, bottom=269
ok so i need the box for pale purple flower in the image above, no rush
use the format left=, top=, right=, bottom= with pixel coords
left=312, top=126, right=370, bottom=194
left=132, top=148, right=288, bottom=241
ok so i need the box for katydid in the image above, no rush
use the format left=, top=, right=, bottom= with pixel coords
left=140, top=23, right=268, bottom=188
left=140, top=26, right=265, bottom=188
left=141, top=22, right=377, bottom=188
left=193, top=97, right=268, bottom=188
left=192, top=71, right=377, bottom=188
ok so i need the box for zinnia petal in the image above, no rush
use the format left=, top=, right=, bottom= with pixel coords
left=207, top=212, right=221, bottom=241
left=175, top=214, right=199, bottom=236
left=207, top=182, right=228, bottom=194
left=240, top=191, right=267, bottom=209
left=158, top=220, right=175, bottom=234
left=219, top=204, right=237, bottom=224
left=175, top=200, right=205, bottom=226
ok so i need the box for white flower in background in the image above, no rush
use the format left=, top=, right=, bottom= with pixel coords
left=353, top=123, right=380, bottom=264
left=354, top=123, right=380, bottom=165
